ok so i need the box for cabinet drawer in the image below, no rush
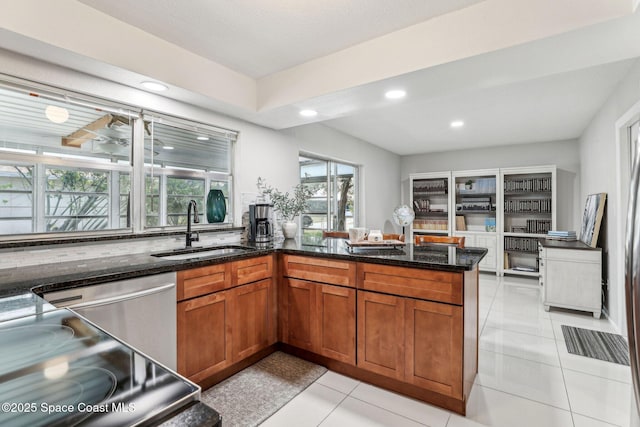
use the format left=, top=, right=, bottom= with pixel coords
left=177, top=263, right=231, bottom=301
left=283, top=255, right=356, bottom=287
left=232, top=255, right=273, bottom=285
left=543, top=248, right=601, bottom=264
left=357, top=262, right=463, bottom=305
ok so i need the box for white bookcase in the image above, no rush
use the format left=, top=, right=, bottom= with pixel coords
left=452, top=169, right=499, bottom=272
left=409, top=165, right=556, bottom=276
left=409, top=172, right=452, bottom=237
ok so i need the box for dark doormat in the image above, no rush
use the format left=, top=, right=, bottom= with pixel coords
left=561, top=325, right=629, bottom=366
left=200, top=352, right=327, bottom=427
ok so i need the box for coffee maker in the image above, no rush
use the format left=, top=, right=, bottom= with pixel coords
left=249, top=203, right=273, bottom=244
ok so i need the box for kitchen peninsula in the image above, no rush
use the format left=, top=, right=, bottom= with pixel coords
left=0, top=234, right=486, bottom=422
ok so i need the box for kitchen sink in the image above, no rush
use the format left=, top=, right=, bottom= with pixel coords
left=151, top=245, right=256, bottom=261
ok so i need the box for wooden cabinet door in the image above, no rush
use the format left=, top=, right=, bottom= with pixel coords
left=177, top=290, right=231, bottom=383
left=282, top=278, right=317, bottom=351
left=231, top=278, right=271, bottom=362
left=405, top=298, right=463, bottom=398
left=317, top=284, right=356, bottom=364
left=357, top=290, right=405, bottom=380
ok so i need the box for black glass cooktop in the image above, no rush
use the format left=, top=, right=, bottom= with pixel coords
left=0, top=308, right=199, bottom=426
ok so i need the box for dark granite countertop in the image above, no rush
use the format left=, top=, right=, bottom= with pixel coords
left=279, top=238, right=487, bottom=272
left=0, top=239, right=486, bottom=298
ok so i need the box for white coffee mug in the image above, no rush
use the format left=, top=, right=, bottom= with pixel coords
left=368, top=229, right=383, bottom=242
left=348, top=227, right=367, bottom=242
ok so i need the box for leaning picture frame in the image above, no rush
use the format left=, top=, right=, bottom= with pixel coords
left=579, top=193, right=607, bottom=248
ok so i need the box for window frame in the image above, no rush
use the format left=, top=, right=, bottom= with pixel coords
left=299, top=154, right=359, bottom=240
left=0, top=77, right=237, bottom=241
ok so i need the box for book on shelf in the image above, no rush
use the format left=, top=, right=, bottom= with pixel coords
left=485, top=218, right=496, bottom=232
left=547, top=230, right=576, bottom=237
left=512, top=266, right=538, bottom=272
left=456, top=215, right=466, bottom=231
left=546, top=230, right=577, bottom=241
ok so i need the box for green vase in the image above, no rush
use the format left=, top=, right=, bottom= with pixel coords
left=206, top=189, right=226, bottom=223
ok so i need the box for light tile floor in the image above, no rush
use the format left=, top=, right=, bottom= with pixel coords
left=261, top=273, right=632, bottom=427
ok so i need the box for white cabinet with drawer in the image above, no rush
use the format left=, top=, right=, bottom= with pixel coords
left=539, top=240, right=602, bottom=318
left=455, top=232, right=497, bottom=272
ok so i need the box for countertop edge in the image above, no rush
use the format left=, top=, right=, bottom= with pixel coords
left=3, top=243, right=487, bottom=298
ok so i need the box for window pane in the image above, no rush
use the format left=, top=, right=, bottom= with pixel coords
left=0, top=83, right=133, bottom=235
left=142, top=119, right=233, bottom=229
left=300, top=156, right=357, bottom=233
left=145, top=120, right=231, bottom=173
left=119, top=173, right=130, bottom=228
left=45, top=168, right=109, bottom=232
left=145, top=175, right=161, bottom=227
left=335, top=165, right=355, bottom=231
left=0, top=165, right=33, bottom=234
left=166, top=177, right=205, bottom=225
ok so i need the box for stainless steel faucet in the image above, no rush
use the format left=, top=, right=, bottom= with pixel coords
left=186, top=199, right=200, bottom=247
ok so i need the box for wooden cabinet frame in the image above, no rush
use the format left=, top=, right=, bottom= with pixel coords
left=281, top=278, right=356, bottom=364
left=177, top=254, right=275, bottom=383
left=177, top=252, right=478, bottom=415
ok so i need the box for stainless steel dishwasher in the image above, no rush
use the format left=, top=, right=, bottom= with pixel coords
left=42, top=272, right=177, bottom=370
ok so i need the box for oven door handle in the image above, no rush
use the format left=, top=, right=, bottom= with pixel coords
left=66, top=282, right=175, bottom=309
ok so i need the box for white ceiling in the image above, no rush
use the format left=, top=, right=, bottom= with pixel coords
left=1, top=0, right=639, bottom=155
left=77, top=0, right=486, bottom=79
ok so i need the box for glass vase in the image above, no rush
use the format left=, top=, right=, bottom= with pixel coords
left=206, top=189, right=226, bottom=223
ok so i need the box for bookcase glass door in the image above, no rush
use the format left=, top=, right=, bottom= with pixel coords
left=453, top=175, right=497, bottom=233
left=412, top=176, right=449, bottom=234
left=502, top=171, right=553, bottom=275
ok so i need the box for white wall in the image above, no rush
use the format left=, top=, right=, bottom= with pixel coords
left=0, top=49, right=400, bottom=234
left=400, top=139, right=581, bottom=231
left=579, top=58, right=640, bottom=334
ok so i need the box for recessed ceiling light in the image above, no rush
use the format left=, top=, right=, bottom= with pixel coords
left=140, top=81, right=168, bottom=91
left=299, top=109, right=318, bottom=117
left=162, top=146, right=174, bottom=150
left=45, top=105, right=69, bottom=123
left=450, top=120, right=464, bottom=128
left=196, top=136, right=210, bottom=141
left=385, top=90, right=406, bottom=99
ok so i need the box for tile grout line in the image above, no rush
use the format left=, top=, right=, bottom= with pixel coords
left=559, top=365, right=631, bottom=385
left=473, top=383, right=573, bottom=414
left=311, top=382, right=350, bottom=427
left=478, top=347, right=561, bottom=369
left=553, top=336, right=577, bottom=427
left=344, top=394, right=434, bottom=427
left=554, top=339, right=627, bottom=427
left=480, top=323, right=555, bottom=341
